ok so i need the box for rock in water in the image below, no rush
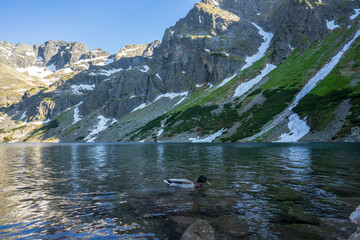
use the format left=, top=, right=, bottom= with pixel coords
left=348, top=231, right=360, bottom=240
left=350, top=206, right=360, bottom=226
left=180, top=220, right=214, bottom=240
left=169, top=216, right=198, bottom=236
left=349, top=206, right=360, bottom=240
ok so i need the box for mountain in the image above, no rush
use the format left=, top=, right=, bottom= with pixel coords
left=0, top=0, right=360, bottom=143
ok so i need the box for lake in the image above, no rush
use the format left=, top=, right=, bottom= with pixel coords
left=0, top=143, right=359, bottom=239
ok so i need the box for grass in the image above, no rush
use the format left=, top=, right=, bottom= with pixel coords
left=293, top=25, right=360, bottom=132
left=23, top=119, right=60, bottom=142
left=294, top=89, right=352, bottom=131
left=230, top=88, right=298, bottom=141
left=165, top=104, right=239, bottom=137
left=128, top=21, right=360, bottom=142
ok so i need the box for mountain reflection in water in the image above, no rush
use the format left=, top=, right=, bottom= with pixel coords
left=0, top=143, right=359, bottom=239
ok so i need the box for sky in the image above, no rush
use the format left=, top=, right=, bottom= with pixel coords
left=0, top=0, right=199, bottom=54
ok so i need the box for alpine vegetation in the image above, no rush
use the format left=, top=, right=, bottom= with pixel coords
left=1, top=0, right=360, bottom=143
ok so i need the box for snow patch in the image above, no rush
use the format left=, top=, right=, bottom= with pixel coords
left=63, top=68, right=74, bottom=74
left=276, top=114, right=310, bottom=142
left=350, top=8, right=360, bottom=20
left=94, top=56, right=115, bottom=66
left=326, top=20, right=340, bottom=30
left=233, top=64, right=277, bottom=98
left=37, top=56, right=44, bottom=62
left=156, top=73, right=162, bottom=81
left=25, top=51, right=35, bottom=57
left=131, top=92, right=189, bottom=113
left=72, top=102, right=83, bottom=124
left=140, top=65, right=150, bottom=73
left=89, top=68, right=123, bottom=76
left=242, top=23, right=273, bottom=70
left=205, top=49, right=211, bottom=53
left=205, top=83, right=214, bottom=92
left=212, top=0, right=220, bottom=8
left=20, top=111, right=27, bottom=120
left=189, top=129, right=226, bottom=143
left=213, top=23, right=273, bottom=92
left=214, top=74, right=237, bottom=90
left=117, top=47, right=139, bottom=58
left=196, top=83, right=204, bottom=88
left=85, top=115, right=112, bottom=143
left=154, top=92, right=188, bottom=102
left=71, top=84, right=95, bottom=95
left=0, top=46, right=12, bottom=56
left=221, top=52, right=230, bottom=57
left=170, top=31, right=175, bottom=35
left=46, top=63, right=57, bottom=72
left=157, top=128, right=164, bottom=138
left=131, top=103, right=148, bottom=113
left=16, top=66, right=53, bottom=78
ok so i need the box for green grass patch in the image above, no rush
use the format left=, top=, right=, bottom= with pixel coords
left=294, top=89, right=351, bottom=131
left=165, top=104, right=239, bottom=137
left=231, top=88, right=298, bottom=142
left=23, top=119, right=60, bottom=142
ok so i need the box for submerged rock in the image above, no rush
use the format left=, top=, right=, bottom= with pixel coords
left=168, top=216, right=198, bottom=236
left=274, top=206, right=320, bottom=225
left=211, top=218, right=250, bottom=237
left=267, top=185, right=303, bottom=201
left=180, top=220, right=214, bottom=240
left=350, top=206, right=360, bottom=226
left=348, top=231, right=360, bottom=240
left=349, top=206, right=360, bottom=240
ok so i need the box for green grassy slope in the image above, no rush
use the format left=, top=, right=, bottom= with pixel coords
left=125, top=22, right=359, bottom=142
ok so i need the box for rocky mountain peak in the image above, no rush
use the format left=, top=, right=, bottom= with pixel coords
left=115, top=40, right=161, bottom=60
left=36, top=41, right=89, bottom=70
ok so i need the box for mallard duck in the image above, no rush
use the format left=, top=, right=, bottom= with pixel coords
left=163, top=175, right=211, bottom=188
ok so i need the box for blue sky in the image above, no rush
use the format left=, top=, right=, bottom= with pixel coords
left=0, top=0, right=198, bottom=54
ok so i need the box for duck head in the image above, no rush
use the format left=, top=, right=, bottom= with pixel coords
left=197, top=175, right=211, bottom=185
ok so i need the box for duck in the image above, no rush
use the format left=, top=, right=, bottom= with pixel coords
left=163, top=175, right=211, bottom=188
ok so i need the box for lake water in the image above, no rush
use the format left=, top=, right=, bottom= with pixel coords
left=0, top=143, right=359, bottom=239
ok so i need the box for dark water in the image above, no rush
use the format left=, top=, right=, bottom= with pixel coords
left=0, top=143, right=359, bottom=239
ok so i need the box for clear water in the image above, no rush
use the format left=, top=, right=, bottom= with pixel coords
left=0, top=143, right=359, bottom=239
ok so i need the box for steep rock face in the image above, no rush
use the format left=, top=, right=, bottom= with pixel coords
left=219, top=0, right=283, bottom=22
left=36, top=41, right=89, bottom=70
left=0, top=41, right=37, bottom=68
left=270, top=0, right=360, bottom=62
left=151, top=1, right=263, bottom=91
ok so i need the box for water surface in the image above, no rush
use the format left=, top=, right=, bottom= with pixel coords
left=0, top=143, right=359, bottom=239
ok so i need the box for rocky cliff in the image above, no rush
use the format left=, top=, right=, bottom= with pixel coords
left=0, top=0, right=359, bottom=143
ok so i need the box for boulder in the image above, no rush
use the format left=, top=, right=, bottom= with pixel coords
left=350, top=206, right=360, bottom=226
left=211, top=218, right=250, bottom=237
left=168, top=216, right=198, bottom=236
left=180, top=220, right=214, bottom=240
left=349, top=206, right=360, bottom=240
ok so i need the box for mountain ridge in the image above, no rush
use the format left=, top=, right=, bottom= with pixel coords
left=0, top=0, right=360, bottom=143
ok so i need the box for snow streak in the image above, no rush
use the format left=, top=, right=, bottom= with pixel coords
left=189, top=129, right=226, bottom=143
left=233, top=64, right=277, bottom=98
left=249, top=29, right=360, bottom=142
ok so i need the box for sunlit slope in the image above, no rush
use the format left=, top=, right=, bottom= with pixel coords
left=123, top=22, right=360, bottom=143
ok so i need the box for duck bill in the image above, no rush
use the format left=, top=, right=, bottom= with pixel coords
left=206, top=180, right=211, bottom=185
